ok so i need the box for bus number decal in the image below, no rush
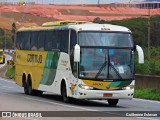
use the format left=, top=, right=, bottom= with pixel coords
left=27, top=54, right=42, bottom=63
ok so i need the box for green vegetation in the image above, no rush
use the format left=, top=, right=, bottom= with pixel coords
left=5, top=66, right=15, bottom=79
left=135, top=47, right=160, bottom=75
left=134, top=88, right=160, bottom=101
left=0, top=28, right=14, bottom=49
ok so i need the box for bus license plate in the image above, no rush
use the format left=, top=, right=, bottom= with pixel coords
left=103, top=93, right=112, bottom=97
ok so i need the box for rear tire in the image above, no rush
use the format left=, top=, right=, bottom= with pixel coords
left=27, top=77, right=35, bottom=95
left=61, top=83, right=70, bottom=103
left=23, top=80, right=28, bottom=94
left=107, top=99, right=119, bottom=106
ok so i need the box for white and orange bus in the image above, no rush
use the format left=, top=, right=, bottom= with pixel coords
left=14, top=21, right=144, bottom=106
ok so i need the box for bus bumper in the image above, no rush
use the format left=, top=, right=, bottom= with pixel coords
left=75, top=89, right=134, bottom=100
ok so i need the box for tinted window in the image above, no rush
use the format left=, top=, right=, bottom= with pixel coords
left=16, top=32, right=22, bottom=49
left=79, top=32, right=133, bottom=47
left=23, top=32, right=31, bottom=50
left=45, top=30, right=59, bottom=51
left=59, top=30, right=69, bottom=53
left=31, top=31, right=38, bottom=50
left=38, top=31, right=45, bottom=51
left=16, top=32, right=31, bottom=50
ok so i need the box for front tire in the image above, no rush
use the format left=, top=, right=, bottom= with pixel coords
left=107, top=99, right=119, bottom=106
left=61, top=83, right=70, bottom=103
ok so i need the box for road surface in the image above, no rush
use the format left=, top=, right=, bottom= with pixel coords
left=0, top=78, right=160, bottom=120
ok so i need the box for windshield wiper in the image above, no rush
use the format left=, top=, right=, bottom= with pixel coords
left=95, top=60, right=107, bottom=79
left=95, top=52, right=123, bottom=80
left=109, top=62, right=123, bottom=79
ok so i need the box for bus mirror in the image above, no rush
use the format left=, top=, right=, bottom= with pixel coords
left=74, top=44, right=80, bottom=62
left=136, top=45, right=144, bottom=64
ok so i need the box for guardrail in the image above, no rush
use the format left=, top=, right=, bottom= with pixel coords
left=135, top=74, right=160, bottom=92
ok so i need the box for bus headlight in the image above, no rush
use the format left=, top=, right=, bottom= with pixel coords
left=122, top=85, right=134, bottom=90
left=79, top=84, right=93, bottom=90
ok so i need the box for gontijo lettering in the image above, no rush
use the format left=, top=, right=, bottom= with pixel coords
left=27, top=54, right=42, bottom=63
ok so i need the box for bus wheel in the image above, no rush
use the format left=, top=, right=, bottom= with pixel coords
left=107, top=99, right=119, bottom=106
left=61, top=83, right=70, bottom=103
left=23, top=80, right=28, bottom=94
left=27, top=77, right=34, bottom=95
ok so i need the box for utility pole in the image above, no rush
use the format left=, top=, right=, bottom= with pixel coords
left=98, top=0, right=100, bottom=6
left=4, top=29, right=6, bottom=50
left=148, top=8, right=151, bottom=60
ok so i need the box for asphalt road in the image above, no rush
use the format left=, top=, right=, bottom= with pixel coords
left=0, top=55, right=160, bottom=120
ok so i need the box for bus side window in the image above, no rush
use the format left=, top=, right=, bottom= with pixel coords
left=16, top=32, right=22, bottom=49
left=24, top=32, right=31, bottom=50
left=45, top=31, right=52, bottom=51
left=31, top=31, right=38, bottom=51
left=59, top=30, right=69, bottom=53
left=38, top=31, right=45, bottom=51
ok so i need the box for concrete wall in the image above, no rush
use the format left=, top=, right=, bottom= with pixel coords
left=135, top=74, right=160, bottom=91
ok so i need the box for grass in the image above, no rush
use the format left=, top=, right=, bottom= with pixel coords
left=5, top=66, right=15, bottom=79
left=134, top=88, right=160, bottom=101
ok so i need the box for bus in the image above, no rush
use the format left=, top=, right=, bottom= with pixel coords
left=15, top=21, right=144, bottom=106
left=0, top=49, right=5, bottom=64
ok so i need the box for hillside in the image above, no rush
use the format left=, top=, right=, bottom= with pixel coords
left=0, top=4, right=160, bottom=30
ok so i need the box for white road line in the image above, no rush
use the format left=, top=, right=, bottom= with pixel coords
left=22, top=117, right=38, bottom=120
left=24, top=96, right=97, bottom=111
left=0, top=78, right=15, bottom=83
left=137, top=117, right=159, bottom=120
left=133, top=98, right=160, bottom=104
left=2, top=85, right=14, bottom=89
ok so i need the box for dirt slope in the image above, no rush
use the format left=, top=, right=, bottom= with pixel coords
left=0, top=4, right=160, bottom=30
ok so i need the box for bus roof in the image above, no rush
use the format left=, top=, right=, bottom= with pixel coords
left=68, top=23, right=131, bottom=32
left=17, top=21, right=131, bottom=33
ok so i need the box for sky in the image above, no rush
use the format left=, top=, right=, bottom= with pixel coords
left=3, top=0, right=147, bottom=4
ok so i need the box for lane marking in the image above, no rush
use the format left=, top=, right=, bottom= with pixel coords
left=2, top=85, right=14, bottom=89
left=24, top=96, right=97, bottom=111
left=0, top=78, right=15, bottom=83
left=137, top=117, right=159, bottom=120
left=22, top=117, right=38, bottom=120
left=133, top=98, right=160, bottom=104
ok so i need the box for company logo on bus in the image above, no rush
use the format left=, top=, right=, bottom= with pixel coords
left=27, top=54, right=42, bottom=63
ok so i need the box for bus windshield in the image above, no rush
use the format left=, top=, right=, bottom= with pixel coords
left=79, top=48, right=134, bottom=80
left=78, top=31, right=134, bottom=80
left=79, top=31, right=133, bottom=47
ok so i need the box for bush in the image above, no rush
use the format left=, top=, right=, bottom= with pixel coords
left=5, top=66, right=15, bottom=79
